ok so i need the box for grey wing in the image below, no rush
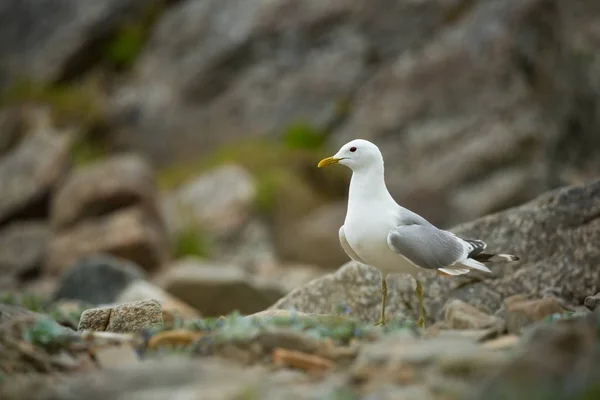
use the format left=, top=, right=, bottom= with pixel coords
left=339, top=226, right=367, bottom=264
left=386, top=224, right=467, bottom=270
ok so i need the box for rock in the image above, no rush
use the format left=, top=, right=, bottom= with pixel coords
left=51, top=154, right=159, bottom=230
left=272, top=180, right=600, bottom=324
left=0, top=303, right=45, bottom=324
left=352, top=334, right=508, bottom=398
left=277, top=201, right=349, bottom=269
left=270, top=262, right=392, bottom=323
left=504, top=296, right=565, bottom=334
left=116, top=280, right=201, bottom=322
left=0, top=0, right=166, bottom=89
left=160, top=164, right=256, bottom=238
left=584, top=293, right=600, bottom=310
left=471, top=310, right=600, bottom=400
left=333, top=0, right=600, bottom=228
left=77, top=299, right=163, bottom=332
left=0, top=127, right=71, bottom=225
left=0, top=107, right=25, bottom=156
left=52, top=254, right=146, bottom=305
left=46, top=206, right=169, bottom=274
left=442, top=299, right=505, bottom=332
left=156, top=257, right=284, bottom=316
left=0, top=221, right=49, bottom=281
left=110, top=0, right=462, bottom=166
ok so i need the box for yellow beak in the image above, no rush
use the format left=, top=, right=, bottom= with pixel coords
left=317, top=156, right=340, bottom=168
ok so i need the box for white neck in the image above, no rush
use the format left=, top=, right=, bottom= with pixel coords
left=347, top=163, right=395, bottom=212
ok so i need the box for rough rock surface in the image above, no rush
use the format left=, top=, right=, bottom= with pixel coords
left=46, top=206, right=169, bottom=274
left=272, top=180, right=600, bottom=324
left=77, top=299, right=163, bottom=332
left=0, top=128, right=71, bottom=225
left=51, top=154, right=159, bottom=230
left=0, top=221, right=49, bottom=282
left=0, top=0, right=165, bottom=89
left=110, top=0, right=465, bottom=166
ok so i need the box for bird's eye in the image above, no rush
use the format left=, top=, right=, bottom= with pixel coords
left=350, top=147, right=357, bottom=152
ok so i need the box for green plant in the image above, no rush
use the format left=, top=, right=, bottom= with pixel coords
left=282, top=121, right=325, bottom=150
left=173, top=227, right=212, bottom=259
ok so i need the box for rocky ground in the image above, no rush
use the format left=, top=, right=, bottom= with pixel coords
left=1, top=172, right=600, bottom=399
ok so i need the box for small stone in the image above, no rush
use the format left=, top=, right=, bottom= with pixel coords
left=51, top=154, right=159, bottom=230
left=442, top=299, right=505, bottom=331
left=53, top=254, right=146, bottom=305
left=77, top=307, right=111, bottom=332
left=584, top=293, right=600, bottom=310
left=504, top=296, right=565, bottom=334
left=78, top=299, right=163, bottom=333
left=46, top=206, right=169, bottom=274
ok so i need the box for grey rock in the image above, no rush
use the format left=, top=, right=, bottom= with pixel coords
left=333, top=0, right=600, bottom=228
left=77, top=299, right=163, bottom=332
left=0, top=221, right=49, bottom=281
left=0, top=125, right=71, bottom=225
left=503, top=295, right=565, bottom=334
left=0, top=303, right=45, bottom=324
left=0, top=107, right=26, bottom=156
left=0, top=0, right=165, bottom=89
left=46, top=206, right=170, bottom=274
left=277, top=201, right=349, bottom=269
left=51, top=154, right=159, bottom=230
left=157, top=258, right=284, bottom=316
left=471, top=310, right=600, bottom=400
left=53, top=254, right=146, bottom=305
left=160, top=164, right=256, bottom=238
left=442, top=299, right=505, bottom=332
left=270, top=262, right=392, bottom=323
left=272, top=180, right=600, bottom=324
left=110, top=0, right=464, bottom=166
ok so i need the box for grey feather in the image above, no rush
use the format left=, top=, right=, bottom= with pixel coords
left=386, top=224, right=466, bottom=270
left=339, top=226, right=367, bottom=264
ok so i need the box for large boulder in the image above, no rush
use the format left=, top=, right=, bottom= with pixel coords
left=51, top=154, right=159, bottom=230
left=0, top=118, right=71, bottom=225
left=45, top=206, right=169, bottom=274
left=271, top=179, right=600, bottom=324
left=0, top=0, right=166, bottom=88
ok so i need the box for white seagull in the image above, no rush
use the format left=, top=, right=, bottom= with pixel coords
left=318, top=139, right=519, bottom=327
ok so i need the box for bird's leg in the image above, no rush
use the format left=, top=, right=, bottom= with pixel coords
left=415, top=279, right=425, bottom=328
left=374, top=276, right=387, bottom=326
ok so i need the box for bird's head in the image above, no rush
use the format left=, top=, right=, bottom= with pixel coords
left=318, top=139, right=383, bottom=172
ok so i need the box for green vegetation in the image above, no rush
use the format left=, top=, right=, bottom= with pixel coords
left=102, top=1, right=168, bottom=69
left=173, top=226, right=212, bottom=259
left=282, top=120, right=325, bottom=150
left=0, top=77, right=106, bottom=129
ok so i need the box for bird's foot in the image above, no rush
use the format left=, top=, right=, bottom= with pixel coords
left=374, top=318, right=386, bottom=326
left=414, top=317, right=425, bottom=329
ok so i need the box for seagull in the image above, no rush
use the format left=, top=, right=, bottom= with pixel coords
left=318, top=139, right=519, bottom=327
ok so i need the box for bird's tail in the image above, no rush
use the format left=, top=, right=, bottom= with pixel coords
left=471, top=252, right=520, bottom=263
